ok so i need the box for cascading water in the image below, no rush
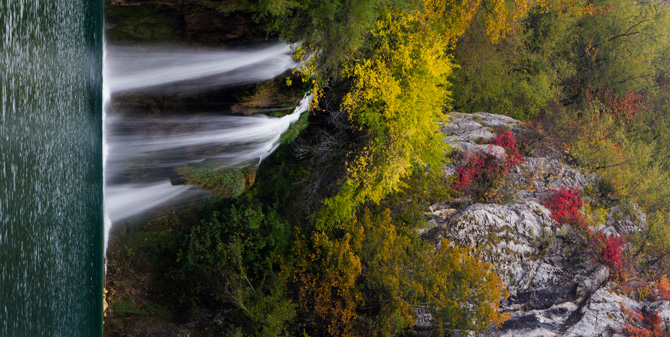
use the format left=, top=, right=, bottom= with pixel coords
left=103, top=42, right=311, bottom=255
left=106, top=44, right=296, bottom=93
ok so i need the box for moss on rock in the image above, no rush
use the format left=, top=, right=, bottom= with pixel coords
left=172, top=165, right=256, bottom=197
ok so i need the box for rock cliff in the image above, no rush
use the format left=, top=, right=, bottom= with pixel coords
left=418, top=112, right=666, bottom=336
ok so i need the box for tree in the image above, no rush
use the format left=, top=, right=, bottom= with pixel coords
left=358, top=209, right=509, bottom=335
left=291, top=227, right=364, bottom=337
left=256, top=0, right=416, bottom=76
left=568, top=0, right=670, bottom=102
left=318, top=5, right=453, bottom=228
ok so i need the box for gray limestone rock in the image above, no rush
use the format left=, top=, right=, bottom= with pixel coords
left=416, top=112, right=656, bottom=336
left=565, top=285, right=640, bottom=337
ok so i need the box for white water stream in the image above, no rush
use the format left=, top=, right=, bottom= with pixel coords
left=102, top=42, right=310, bottom=255
left=106, top=43, right=296, bottom=92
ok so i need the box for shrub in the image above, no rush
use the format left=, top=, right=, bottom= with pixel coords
left=174, top=165, right=256, bottom=197
left=359, top=210, right=509, bottom=335
left=490, top=129, right=523, bottom=166
left=593, top=233, right=626, bottom=272
left=622, top=302, right=669, bottom=337
left=455, top=152, right=489, bottom=192
left=657, top=275, right=670, bottom=302
left=291, top=228, right=363, bottom=337
left=542, top=187, right=586, bottom=228
left=454, top=131, right=524, bottom=201
left=167, top=202, right=294, bottom=336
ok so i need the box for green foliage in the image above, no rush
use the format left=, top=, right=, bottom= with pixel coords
left=200, top=0, right=256, bottom=13
left=358, top=209, right=508, bottom=335
left=629, top=211, right=670, bottom=273
left=567, top=103, right=670, bottom=210
left=278, top=111, right=309, bottom=145
left=452, top=0, right=670, bottom=119
left=166, top=200, right=294, bottom=336
left=569, top=0, right=670, bottom=101
left=175, top=165, right=255, bottom=197
left=382, top=168, right=454, bottom=226
left=357, top=210, right=418, bottom=335
left=257, top=0, right=415, bottom=76
left=106, top=6, right=177, bottom=44
left=451, top=7, right=576, bottom=120
left=110, top=300, right=173, bottom=319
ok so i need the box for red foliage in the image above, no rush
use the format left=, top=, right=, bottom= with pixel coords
left=644, top=311, right=663, bottom=328
left=585, top=86, right=646, bottom=123
left=594, top=233, right=626, bottom=271
left=454, top=130, right=524, bottom=195
left=542, top=187, right=586, bottom=228
left=490, top=130, right=523, bottom=166
left=455, top=153, right=487, bottom=192
left=624, top=324, right=652, bottom=337
left=657, top=275, right=670, bottom=302
left=602, top=87, right=646, bottom=122
left=622, top=302, right=669, bottom=337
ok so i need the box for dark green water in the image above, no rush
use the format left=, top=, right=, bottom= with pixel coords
left=0, top=1, right=103, bottom=336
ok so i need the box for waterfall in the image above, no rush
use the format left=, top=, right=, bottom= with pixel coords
left=106, top=43, right=295, bottom=93
left=103, top=42, right=310, bottom=253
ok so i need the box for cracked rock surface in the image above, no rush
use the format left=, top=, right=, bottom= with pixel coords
left=414, top=112, right=666, bottom=336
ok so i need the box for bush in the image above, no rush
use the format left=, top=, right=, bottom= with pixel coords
left=174, top=165, right=256, bottom=197
left=490, top=130, right=523, bottom=166
left=622, top=303, right=668, bottom=337
left=592, top=233, right=626, bottom=273
left=542, top=187, right=586, bottom=228
left=291, top=209, right=509, bottom=336
left=167, top=201, right=294, bottom=336
left=454, top=130, right=524, bottom=201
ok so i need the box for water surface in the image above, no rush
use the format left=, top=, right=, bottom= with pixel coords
left=0, top=0, right=103, bottom=336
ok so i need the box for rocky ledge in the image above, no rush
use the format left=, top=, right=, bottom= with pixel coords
left=418, top=112, right=665, bottom=336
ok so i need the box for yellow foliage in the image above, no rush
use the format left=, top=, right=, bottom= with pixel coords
left=423, top=0, right=559, bottom=44
left=318, top=7, right=452, bottom=228
left=292, top=227, right=363, bottom=337
left=423, top=0, right=480, bottom=45
left=419, top=239, right=510, bottom=332
left=425, top=0, right=570, bottom=45
left=292, top=44, right=324, bottom=110
left=571, top=104, right=670, bottom=209
left=360, top=209, right=509, bottom=334
left=295, top=208, right=508, bottom=336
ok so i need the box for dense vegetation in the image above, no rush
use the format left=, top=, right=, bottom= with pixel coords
left=104, top=0, right=670, bottom=335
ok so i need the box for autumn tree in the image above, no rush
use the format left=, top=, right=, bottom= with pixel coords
left=451, top=7, right=578, bottom=120
left=358, top=209, right=508, bottom=335
left=291, top=208, right=508, bottom=336
left=317, top=4, right=453, bottom=228
left=253, top=0, right=417, bottom=76
left=570, top=0, right=670, bottom=101
left=291, top=227, right=364, bottom=337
